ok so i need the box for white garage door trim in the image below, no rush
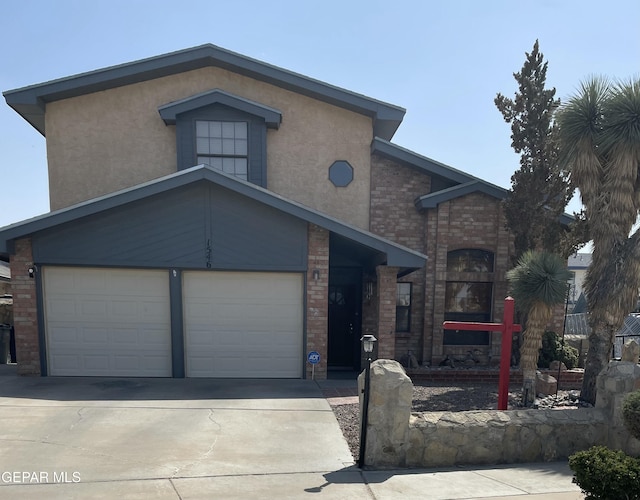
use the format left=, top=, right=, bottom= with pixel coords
left=183, top=271, right=303, bottom=378
left=43, top=267, right=172, bottom=377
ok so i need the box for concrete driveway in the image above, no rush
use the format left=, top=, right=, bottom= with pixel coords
left=0, top=367, right=362, bottom=499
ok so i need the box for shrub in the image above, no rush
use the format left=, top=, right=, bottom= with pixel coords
left=537, top=331, right=579, bottom=369
left=623, top=390, right=640, bottom=441
left=569, top=446, right=640, bottom=500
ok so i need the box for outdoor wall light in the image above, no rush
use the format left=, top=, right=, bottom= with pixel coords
left=364, top=281, right=373, bottom=301
left=28, top=266, right=36, bottom=279
left=312, top=269, right=320, bottom=281
left=361, top=334, right=377, bottom=353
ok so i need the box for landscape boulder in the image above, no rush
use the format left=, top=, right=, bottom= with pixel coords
left=536, top=372, right=557, bottom=396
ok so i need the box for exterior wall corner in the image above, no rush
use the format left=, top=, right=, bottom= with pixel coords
left=9, top=238, right=41, bottom=376
left=306, top=224, right=329, bottom=379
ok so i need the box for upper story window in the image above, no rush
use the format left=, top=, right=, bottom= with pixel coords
left=196, top=121, right=248, bottom=180
left=159, top=89, right=282, bottom=188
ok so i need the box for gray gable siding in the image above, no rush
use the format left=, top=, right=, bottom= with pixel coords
left=0, top=165, right=426, bottom=271
left=32, top=182, right=307, bottom=271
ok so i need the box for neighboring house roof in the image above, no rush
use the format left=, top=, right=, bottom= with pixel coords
left=3, top=44, right=405, bottom=140
left=568, top=252, right=592, bottom=269
left=0, top=165, right=426, bottom=272
left=0, top=261, right=9, bottom=282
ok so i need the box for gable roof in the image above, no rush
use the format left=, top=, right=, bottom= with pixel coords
left=3, top=44, right=405, bottom=140
left=0, top=165, right=426, bottom=272
left=158, top=88, right=282, bottom=128
left=374, top=137, right=576, bottom=225
left=415, top=180, right=507, bottom=209
left=372, top=137, right=476, bottom=185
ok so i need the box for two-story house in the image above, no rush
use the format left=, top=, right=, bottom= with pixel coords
left=1, top=45, right=518, bottom=379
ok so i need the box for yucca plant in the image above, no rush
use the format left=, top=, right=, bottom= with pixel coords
left=557, top=77, right=640, bottom=404
left=507, top=250, right=571, bottom=404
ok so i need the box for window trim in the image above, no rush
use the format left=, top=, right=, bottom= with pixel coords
left=159, top=89, right=282, bottom=188
left=195, top=120, right=249, bottom=180
left=396, top=282, right=412, bottom=333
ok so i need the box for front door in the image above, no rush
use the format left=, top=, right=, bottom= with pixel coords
left=327, top=268, right=361, bottom=370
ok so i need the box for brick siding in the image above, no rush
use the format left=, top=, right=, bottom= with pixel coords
left=9, top=238, right=40, bottom=375
left=306, top=224, right=329, bottom=379
left=370, top=153, right=516, bottom=368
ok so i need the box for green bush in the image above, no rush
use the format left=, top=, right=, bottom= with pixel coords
left=623, top=390, right=640, bottom=441
left=569, top=446, right=640, bottom=500
left=537, top=331, right=579, bottom=369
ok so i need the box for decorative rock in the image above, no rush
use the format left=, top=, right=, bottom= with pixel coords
left=536, top=372, right=557, bottom=396
left=398, top=351, right=419, bottom=369
left=549, top=360, right=568, bottom=372
left=359, top=359, right=413, bottom=467
left=621, top=339, right=640, bottom=364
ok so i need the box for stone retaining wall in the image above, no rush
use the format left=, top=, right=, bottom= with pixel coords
left=360, top=360, right=640, bottom=468
left=407, top=408, right=606, bottom=467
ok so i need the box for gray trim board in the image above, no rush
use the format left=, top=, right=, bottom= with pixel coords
left=0, top=165, right=426, bottom=272
left=35, top=267, right=47, bottom=376
left=169, top=269, right=185, bottom=378
left=415, top=181, right=507, bottom=209
left=372, top=137, right=476, bottom=185
left=4, top=44, right=404, bottom=139
left=414, top=179, right=576, bottom=226
left=159, top=89, right=282, bottom=129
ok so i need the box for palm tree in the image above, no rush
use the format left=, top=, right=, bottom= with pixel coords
left=507, top=251, right=571, bottom=405
left=556, top=77, right=640, bottom=404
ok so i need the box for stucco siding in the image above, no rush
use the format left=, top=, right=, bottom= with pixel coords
left=45, top=66, right=372, bottom=228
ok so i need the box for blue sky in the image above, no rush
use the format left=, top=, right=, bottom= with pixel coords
left=1, top=0, right=638, bottom=228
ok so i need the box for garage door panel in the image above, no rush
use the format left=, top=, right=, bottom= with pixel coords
left=44, top=267, right=171, bottom=377
left=184, top=271, right=303, bottom=378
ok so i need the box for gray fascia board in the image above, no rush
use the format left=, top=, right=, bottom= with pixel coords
left=4, top=44, right=405, bottom=138
left=415, top=181, right=507, bottom=209
left=158, top=89, right=282, bottom=128
left=414, top=180, right=575, bottom=228
left=372, top=137, right=476, bottom=184
left=0, top=165, right=426, bottom=269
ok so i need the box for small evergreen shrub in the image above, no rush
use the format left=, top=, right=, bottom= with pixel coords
left=537, top=331, right=579, bottom=369
left=623, top=390, right=640, bottom=441
left=569, top=446, right=640, bottom=500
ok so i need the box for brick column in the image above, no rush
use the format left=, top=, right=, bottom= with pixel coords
left=306, top=224, right=329, bottom=379
left=9, top=238, right=41, bottom=375
left=376, top=265, right=398, bottom=360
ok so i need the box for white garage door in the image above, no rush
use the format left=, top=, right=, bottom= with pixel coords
left=43, top=267, right=171, bottom=377
left=184, top=271, right=303, bottom=378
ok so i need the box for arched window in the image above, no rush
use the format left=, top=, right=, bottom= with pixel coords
left=446, top=249, right=494, bottom=273
left=444, top=249, right=494, bottom=345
